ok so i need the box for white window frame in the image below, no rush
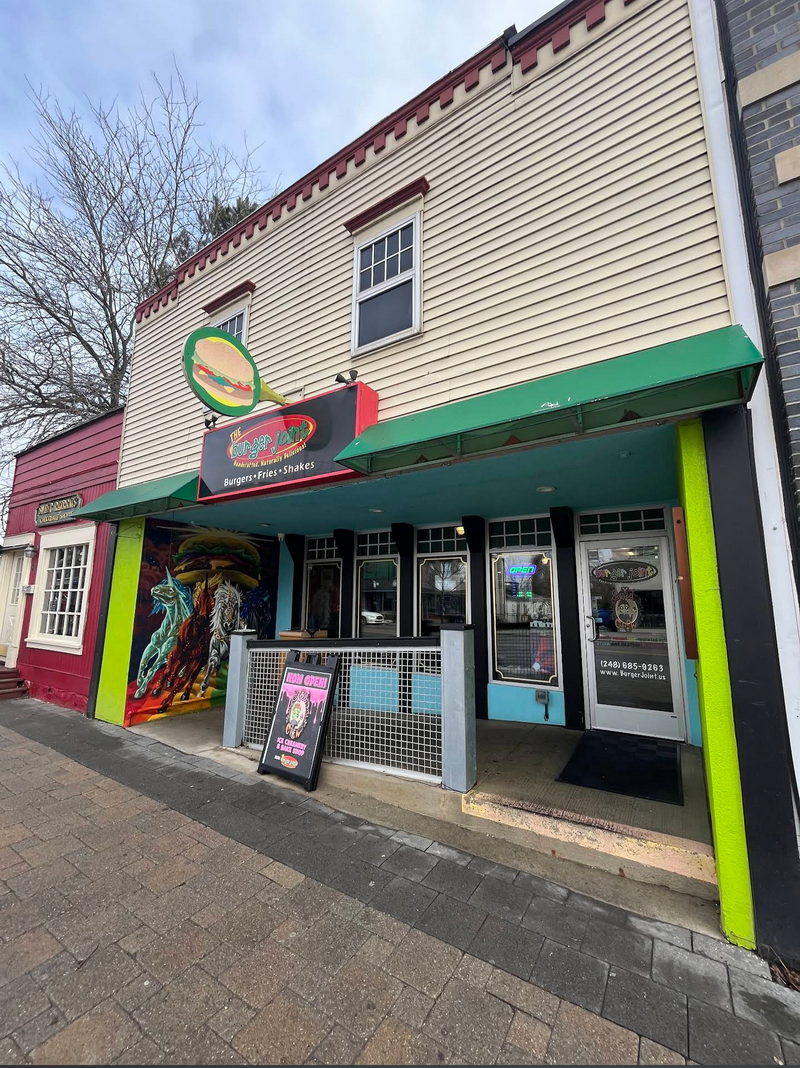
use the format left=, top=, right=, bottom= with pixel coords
left=213, top=298, right=250, bottom=345
left=351, top=212, right=422, bottom=356
left=26, top=524, right=96, bottom=655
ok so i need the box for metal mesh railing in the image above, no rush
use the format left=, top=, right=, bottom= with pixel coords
left=243, top=643, right=443, bottom=780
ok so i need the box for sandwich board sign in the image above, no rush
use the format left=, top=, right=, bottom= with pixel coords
left=257, top=651, right=340, bottom=791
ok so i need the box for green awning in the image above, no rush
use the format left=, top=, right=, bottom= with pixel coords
left=336, top=326, right=762, bottom=475
left=73, top=471, right=199, bottom=522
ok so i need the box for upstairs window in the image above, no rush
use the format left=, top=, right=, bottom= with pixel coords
left=216, top=308, right=246, bottom=343
left=353, top=216, right=420, bottom=352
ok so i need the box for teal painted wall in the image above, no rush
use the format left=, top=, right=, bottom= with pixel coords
left=276, top=541, right=294, bottom=633
left=488, top=682, right=566, bottom=725
left=685, top=659, right=702, bottom=746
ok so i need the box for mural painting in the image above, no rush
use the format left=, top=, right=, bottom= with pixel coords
left=125, top=521, right=278, bottom=726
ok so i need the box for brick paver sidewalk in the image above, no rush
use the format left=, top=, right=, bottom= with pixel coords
left=0, top=699, right=798, bottom=1065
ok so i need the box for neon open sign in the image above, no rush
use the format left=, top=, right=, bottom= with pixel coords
left=507, top=565, right=538, bottom=576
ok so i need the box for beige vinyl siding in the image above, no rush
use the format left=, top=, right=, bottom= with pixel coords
left=119, top=0, right=730, bottom=487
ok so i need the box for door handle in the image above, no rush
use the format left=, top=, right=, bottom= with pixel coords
left=585, top=614, right=598, bottom=641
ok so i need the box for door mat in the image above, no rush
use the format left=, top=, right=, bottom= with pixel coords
left=556, top=730, right=683, bottom=806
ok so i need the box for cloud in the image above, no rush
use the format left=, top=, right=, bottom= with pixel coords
left=0, top=0, right=553, bottom=190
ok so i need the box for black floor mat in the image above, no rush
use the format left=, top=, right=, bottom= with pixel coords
left=556, top=730, right=684, bottom=806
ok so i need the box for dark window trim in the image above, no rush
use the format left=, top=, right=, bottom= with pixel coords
left=344, top=178, right=429, bottom=235
left=201, top=281, right=256, bottom=317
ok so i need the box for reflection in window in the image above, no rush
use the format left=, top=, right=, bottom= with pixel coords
left=305, top=562, right=341, bottom=637
left=418, top=556, right=467, bottom=636
left=357, top=559, right=398, bottom=637
left=492, top=552, right=557, bottom=685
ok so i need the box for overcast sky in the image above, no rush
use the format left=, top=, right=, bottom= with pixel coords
left=0, top=0, right=554, bottom=195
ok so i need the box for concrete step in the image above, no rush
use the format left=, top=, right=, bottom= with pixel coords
left=462, top=788, right=717, bottom=901
left=242, top=751, right=721, bottom=936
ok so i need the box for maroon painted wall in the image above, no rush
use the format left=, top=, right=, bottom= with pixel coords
left=6, top=409, right=123, bottom=712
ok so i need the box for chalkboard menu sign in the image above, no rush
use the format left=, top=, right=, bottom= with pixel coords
left=257, top=651, right=340, bottom=791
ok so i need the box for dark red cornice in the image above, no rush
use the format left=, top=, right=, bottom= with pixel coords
left=343, top=178, right=430, bottom=234
left=135, top=37, right=505, bottom=323
left=134, top=0, right=621, bottom=324
left=201, top=280, right=256, bottom=316
left=511, top=0, right=609, bottom=74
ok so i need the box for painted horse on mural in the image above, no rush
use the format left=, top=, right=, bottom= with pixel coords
left=154, top=581, right=215, bottom=712
left=134, top=571, right=193, bottom=699
left=199, top=580, right=242, bottom=696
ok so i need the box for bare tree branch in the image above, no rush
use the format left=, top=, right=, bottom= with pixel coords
left=0, top=69, right=269, bottom=528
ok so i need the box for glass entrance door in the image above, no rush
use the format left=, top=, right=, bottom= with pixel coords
left=579, top=538, right=685, bottom=740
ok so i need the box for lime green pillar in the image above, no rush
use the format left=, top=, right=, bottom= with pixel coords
left=676, top=420, right=755, bottom=948
left=95, top=517, right=145, bottom=725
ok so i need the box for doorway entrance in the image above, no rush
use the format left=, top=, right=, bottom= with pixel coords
left=578, top=535, right=686, bottom=741
left=0, top=551, right=27, bottom=668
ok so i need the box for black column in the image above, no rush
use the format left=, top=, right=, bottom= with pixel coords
left=550, top=507, right=585, bottom=731
left=462, top=515, right=488, bottom=719
left=391, top=523, right=415, bottom=637
left=283, top=534, right=305, bottom=629
left=703, top=406, right=800, bottom=963
left=333, top=529, right=356, bottom=638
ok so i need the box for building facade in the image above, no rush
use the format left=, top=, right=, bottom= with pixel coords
left=81, top=0, right=800, bottom=962
left=0, top=409, right=123, bottom=712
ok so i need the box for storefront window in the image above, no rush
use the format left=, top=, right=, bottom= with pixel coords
left=491, top=550, right=558, bottom=685
left=418, top=556, right=468, bottom=636
left=357, top=559, right=398, bottom=636
left=304, top=562, right=341, bottom=637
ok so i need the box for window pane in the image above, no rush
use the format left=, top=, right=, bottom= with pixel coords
left=492, top=552, right=557, bottom=684
left=358, top=280, right=413, bottom=346
left=305, top=562, right=341, bottom=638
left=399, top=249, right=413, bottom=272
left=386, top=231, right=399, bottom=256
left=400, top=224, right=413, bottom=249
left=358, top=559, right=398, bottom=637
left=385, top=254, right=399, bottom=279
left=360, top=247, right=372, bottom=270
left=374, top=237, right=386, bottom=261
left=373, top=260, right=385, bottom=285
left=359, top=268, right=372, bottom=292
left=40, top=543, right=90, bottom=638
left=418, top=557, right=467, bottom=637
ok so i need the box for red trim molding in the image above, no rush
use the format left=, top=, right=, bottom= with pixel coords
left=510, top=0, right=609, bottom=73
left=134, top=37, right=505, bottom=322
left=343, top=178, right=430, bottom=234
left=133, top=0, right=620, bottom=324
left=201, top=281, right=256, bottom=317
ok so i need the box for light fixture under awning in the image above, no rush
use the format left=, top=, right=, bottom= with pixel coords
left=334, top=326, right=763, bottom=475
left=72, top=471, right=199, bottom=522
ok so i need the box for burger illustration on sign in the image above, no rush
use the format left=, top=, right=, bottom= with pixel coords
left=183, top=327, right=289, bottom=416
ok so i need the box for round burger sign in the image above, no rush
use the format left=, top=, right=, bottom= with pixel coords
left=183, top=327, right=287, bottom=416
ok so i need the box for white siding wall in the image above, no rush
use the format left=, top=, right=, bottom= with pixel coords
left=120, top=0, right=731, bottom=487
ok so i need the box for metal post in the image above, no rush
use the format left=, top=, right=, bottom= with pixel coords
left=439, top=625, right=477, bottom=792
left=222, top=629, right=256, bottom=748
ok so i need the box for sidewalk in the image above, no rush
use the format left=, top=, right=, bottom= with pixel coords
left=0, top=699, right=797, bottom=1065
